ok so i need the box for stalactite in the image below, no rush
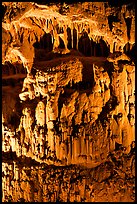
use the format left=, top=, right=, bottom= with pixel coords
left=71, top=23, right=73, bottom=49
left=110, top=41, right=113, bottom=53
left=67, top=138, right=71, bottom=164
left=51, top=34, right=53, bottom=44
left=62, top=25, right=67, bottom=51
left=49, top=19, right=52, bottom=24
left=43, top=18, right=46, bottom=26
left=79, top=23, right=81, bottom=33
left=74, top=138, right=78, bottom=161
left=76, top=26, right=79, bottom=50
left=80, top=136, right=84, bottom=155
left=85, top=139, right=88, bottom=160
left=47, top=19, right=48, bottom=29
left=89, top=141, right=92, bottom=157
left=58, top=21, right=60, bottom=30
left=114, top=42, right=118, bottom=52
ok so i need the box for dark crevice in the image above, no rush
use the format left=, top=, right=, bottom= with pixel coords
left=58, top=37, right=65, bottom=49
left=123, top=43, right=135, bottom=62
left=2, top=5, right=7, bottom=20
left=108, top=15, right=119, bottom=31
left=33, top=32, right=53, bottom=51
left=124, top=17, right=132, bottom=40
left=78, top=32, right=109, bottom=57
left=97, top=95, right=119, bottom=126
left=108, top=0, right=135, bottom=7
left=67, top=27, right=72, bottom=50
left=73, top=28, right=77, bottom=50
left=33, top=31, right=110, bottom=61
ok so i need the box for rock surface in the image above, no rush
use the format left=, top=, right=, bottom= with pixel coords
left=2, top=1, right=135, bottom=202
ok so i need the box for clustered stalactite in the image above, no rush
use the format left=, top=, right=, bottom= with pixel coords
left=2, top=2, right=135, bottom=75
left=32, top=17, right=110, bottom=57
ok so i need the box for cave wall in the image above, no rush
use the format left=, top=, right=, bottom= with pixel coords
left=2, top=2, right=135, bottom=202
left=2, top=2, right=135, bottom=167
left=2, top=57, right=135, bottom=165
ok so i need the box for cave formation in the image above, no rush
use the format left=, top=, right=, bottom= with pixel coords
left=2, top=2, right=135, bottom=202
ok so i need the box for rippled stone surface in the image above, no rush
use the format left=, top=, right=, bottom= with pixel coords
left=2, top=147, right=135, bottom=202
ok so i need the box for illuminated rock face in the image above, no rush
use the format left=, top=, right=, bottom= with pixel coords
left=2, top=2, right=135, bottom=202
left=2, top=56, right=135, bottom=165
left=2, top=150, right=135, bottom=202
left=2, top=2, right=135, bottom=69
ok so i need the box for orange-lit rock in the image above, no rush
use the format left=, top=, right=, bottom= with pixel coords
left=2, top=1, right=135, bottom=202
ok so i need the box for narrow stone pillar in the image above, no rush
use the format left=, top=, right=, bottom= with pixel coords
left=71, top=136, right=74, bottom=162
left=86, top=138, right=89, bottom=160
left=81, top=136, right=85, bottom=155
left=110, top=41, right=113, bottom=53
left=130, top=17, right=135, bottom=43
left=47, top=19, right=48, bottom=29
left=55, top=136, right=59, bottom=159
left=64, top=131, right=67, bottom=141
left=67, top=137, right=71, bottom=164
left=122, top=126, right=131, bottom=153
left=73, top=138, right=78, bottom=162
left=76, top=25, right=79, bottom=50
left=79, top=136, right=81, bottom=155
left=71, top=23, right=73, bottom=49
left=48, top=129, right=54, bottom=153
left=89, top=140, right=93, bottom=158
